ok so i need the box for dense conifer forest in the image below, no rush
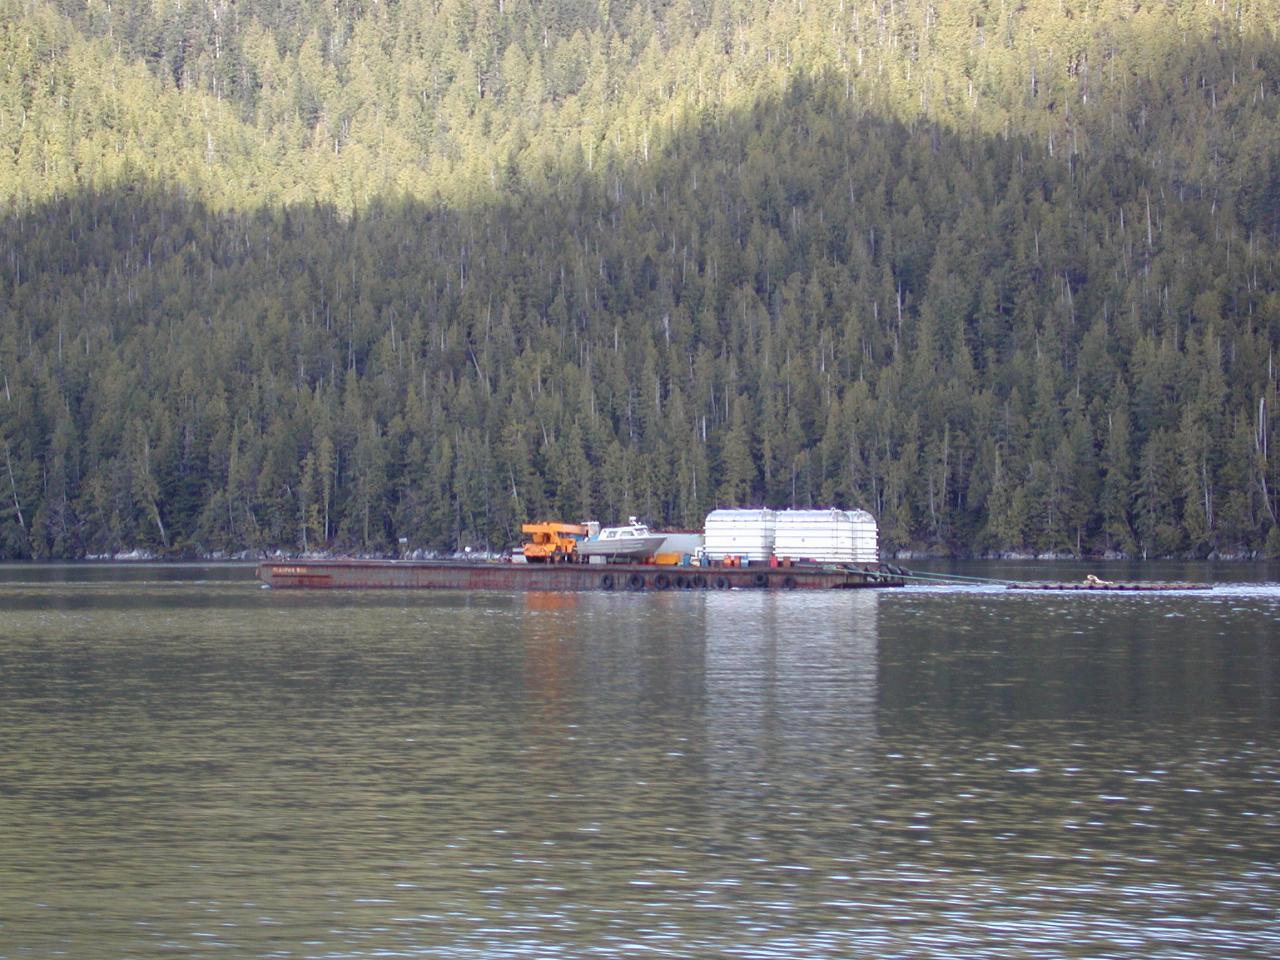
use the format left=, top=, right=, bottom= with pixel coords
left=1, top=0, right=1278, bottom=558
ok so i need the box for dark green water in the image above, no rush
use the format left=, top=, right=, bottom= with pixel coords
left=1, top=563, right=1277, bottom=958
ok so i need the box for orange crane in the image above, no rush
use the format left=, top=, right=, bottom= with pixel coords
left=520, top=521, right=589, bottom=563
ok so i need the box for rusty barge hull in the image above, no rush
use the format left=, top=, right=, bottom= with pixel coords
left=257, top=559, right=904, bottom=591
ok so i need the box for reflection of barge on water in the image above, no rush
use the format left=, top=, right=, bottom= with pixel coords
left=256, top=558, right=905, bottom=591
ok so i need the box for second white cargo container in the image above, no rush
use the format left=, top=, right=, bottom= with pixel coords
left=845, top=509, right=879, bottom=563
left=773, top=508, right=879, bottom=564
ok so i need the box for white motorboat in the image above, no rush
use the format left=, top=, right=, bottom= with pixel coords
left=576, top=518, right=667, bottom=559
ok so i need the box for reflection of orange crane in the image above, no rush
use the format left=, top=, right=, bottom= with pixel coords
left=520, top=522, right=589, bottom=563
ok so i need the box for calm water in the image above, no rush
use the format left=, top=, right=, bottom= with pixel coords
left=1, top=562, right=1278, bottom=958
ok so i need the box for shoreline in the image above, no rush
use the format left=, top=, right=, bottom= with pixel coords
left=7, top=548, right=1274, bottom=564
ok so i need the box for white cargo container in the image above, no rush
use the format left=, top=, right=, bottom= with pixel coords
left=845, top=509, right=879, bottom=563
left=654, top=531, right=703, bottom=558
left=703, top=508, right=776, bottom=562
left=774, top=508, right=879, bottom=564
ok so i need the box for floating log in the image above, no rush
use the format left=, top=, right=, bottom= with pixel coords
left=1006, top=581, right=1212, bottom=592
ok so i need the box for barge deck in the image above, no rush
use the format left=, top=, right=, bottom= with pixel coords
left=257, top=559, right=905, bottom=591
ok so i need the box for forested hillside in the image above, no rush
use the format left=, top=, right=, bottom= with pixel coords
left=1, top=0, right=1278, bottom=558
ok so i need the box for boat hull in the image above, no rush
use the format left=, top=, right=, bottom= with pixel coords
left=256, top=559, right=904, bottom=591
left=575, top=537, right=668, bottom=559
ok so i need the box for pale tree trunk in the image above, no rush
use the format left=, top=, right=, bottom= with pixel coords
left=4, top=440, right=26, bottom=533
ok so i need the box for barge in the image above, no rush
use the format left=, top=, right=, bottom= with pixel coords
left=256, top=558, right=905, bottom=591
left=257, top=507, right=906, bottom=591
